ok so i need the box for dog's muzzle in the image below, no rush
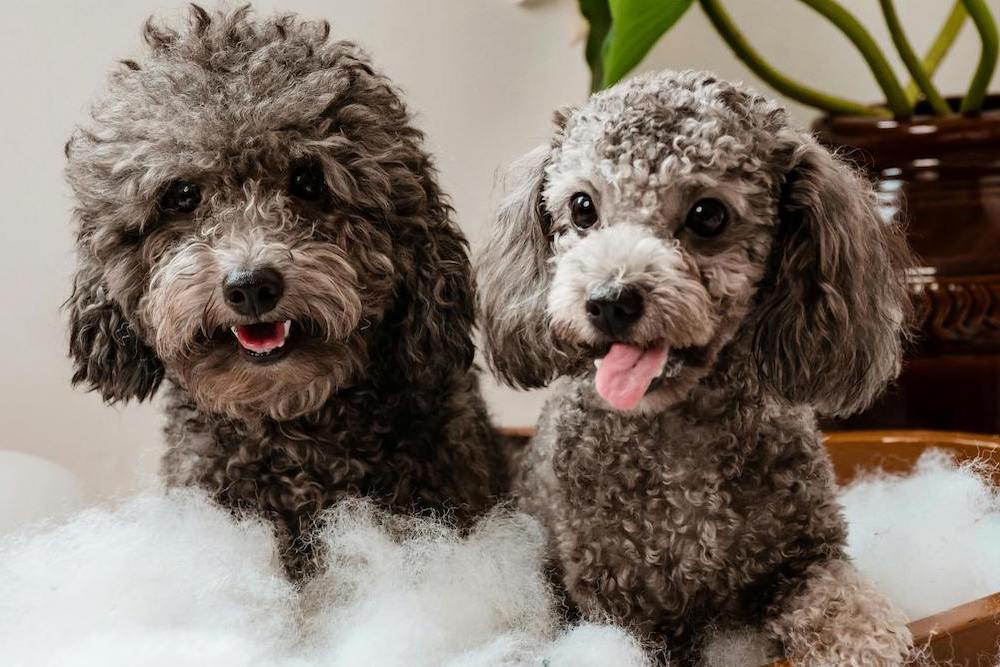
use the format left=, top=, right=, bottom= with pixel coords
left=547, top=223, right=716, bottom=411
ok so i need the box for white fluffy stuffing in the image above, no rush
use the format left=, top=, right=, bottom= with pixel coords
left=301, top=501, right=649, bottom=666
left=0, top=491, right=298, bottom=667
left=840, top=449, right=1000, bottom=620
left=0, top=493, right=648, bottom=667
left=1, top=448, right=998, bottom=667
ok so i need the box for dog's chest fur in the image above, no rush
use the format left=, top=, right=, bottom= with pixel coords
left=160, top=372, right=503, bottom=576
left=516, top=379, right=846, bottom=648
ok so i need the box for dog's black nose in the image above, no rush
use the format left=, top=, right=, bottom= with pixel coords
left=586, top=287, right=643, bottom=338
left=223, top=268, right=284, bottom=317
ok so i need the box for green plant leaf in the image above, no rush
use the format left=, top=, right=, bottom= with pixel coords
left=579, top=0, right=613, bottom=92
left=601, top=0, right=695, bottom=89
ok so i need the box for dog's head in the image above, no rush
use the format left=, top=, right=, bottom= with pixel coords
left=478, top=70, right=912, bottom=416
left=66, top=6, right=474, bottom=421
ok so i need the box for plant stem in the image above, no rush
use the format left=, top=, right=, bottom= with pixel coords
left=879, top=0, right=951, bottom=115
left=905, top=2, right=967, bottom=104
left=797, top=0, right=911, bottom=118
left=698, top=0, right=889, bottom=117
left=960, top=0, right=999, bottom=113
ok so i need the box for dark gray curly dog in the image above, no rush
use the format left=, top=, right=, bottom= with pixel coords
left=478, top=70, right=914, bottom=666
left=65, top=5, right=505, bottom=576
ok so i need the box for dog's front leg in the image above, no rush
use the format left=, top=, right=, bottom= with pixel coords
left=763, top=559, right=912, bottom=667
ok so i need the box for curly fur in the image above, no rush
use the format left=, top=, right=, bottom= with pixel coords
left=65, top=5, right=505, bottom=575
left=478, top=70, right=914, bottom=665
left=763, top=560, right=911, bottom=666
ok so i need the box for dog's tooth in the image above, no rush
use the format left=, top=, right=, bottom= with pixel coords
left=282, top=320, right=291, bottom=338
left=594, top=359, right=602, bottom=369
left=230, top=326, right=239, bottom=336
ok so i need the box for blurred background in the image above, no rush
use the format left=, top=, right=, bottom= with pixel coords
left=1, top=0, right=998, bottom=501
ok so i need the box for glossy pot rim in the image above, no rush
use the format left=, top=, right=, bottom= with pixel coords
left=812, top=95, right=1000, bottom=156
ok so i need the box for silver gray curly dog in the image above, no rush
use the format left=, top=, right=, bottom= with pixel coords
left=478, top=70, right=915, bottom=666
left=64, top=6, right=505, bottom=576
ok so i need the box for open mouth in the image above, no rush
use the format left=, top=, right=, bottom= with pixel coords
left=231, top=320, right=292, bottom=361
left=592, top=342, right=703, bottom=411
left=593, top=342, right=670, bottom=411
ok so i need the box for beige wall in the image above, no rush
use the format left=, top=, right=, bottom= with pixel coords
left=1, top=0, right=997, bottom=498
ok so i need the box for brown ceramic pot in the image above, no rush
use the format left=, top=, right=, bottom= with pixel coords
left=814, top=101, right=1000, bottom=434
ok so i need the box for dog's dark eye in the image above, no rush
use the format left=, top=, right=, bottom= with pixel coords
left=289, top=161, right=327, bottom=201
left=570, top=192, right=598, bottom=230
left=158, top=180, right=201, bottom=215
left=685, top=198, right=728, bottom=237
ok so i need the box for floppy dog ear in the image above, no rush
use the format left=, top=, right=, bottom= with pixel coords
left=751, top=135, right=913, bottom=417
left=374, top=146, right=478, bottom=388
left=476, top=145, right=561, bottom=389
left=67, top=257, right=164, bottom=403
left=389, top=216, right=477, bottom=387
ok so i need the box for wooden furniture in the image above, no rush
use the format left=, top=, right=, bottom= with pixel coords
left=500, top=428, right=1000, bottom=666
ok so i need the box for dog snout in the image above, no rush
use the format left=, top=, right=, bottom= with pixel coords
left=586, top=286, right=643, bottom=338
left=223, top=267, right=284, bottom=318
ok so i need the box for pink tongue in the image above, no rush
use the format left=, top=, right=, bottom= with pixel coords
left=234, top=322, right=285, bottom=353
left=595, top=343, right=670, bottom=411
